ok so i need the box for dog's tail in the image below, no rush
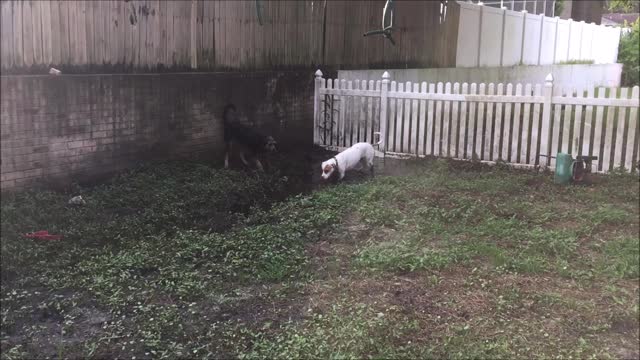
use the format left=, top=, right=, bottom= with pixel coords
left=372, top=132, right=383, bottom=147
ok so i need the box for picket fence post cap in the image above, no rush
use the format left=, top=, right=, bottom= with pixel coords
left=315, top=69, right=323, bottom=77
left=382, top=71, right=390, bottom=80
left=545, top=73, right=554, bottom=82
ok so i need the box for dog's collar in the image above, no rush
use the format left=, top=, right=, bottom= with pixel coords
left=331, top=156, right=339, bottom=173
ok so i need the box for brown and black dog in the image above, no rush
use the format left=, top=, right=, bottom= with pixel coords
left=223, top=104, right=277, bottom=171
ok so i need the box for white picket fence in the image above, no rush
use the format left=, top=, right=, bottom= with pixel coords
left=313, top=70, right=640, bottom=173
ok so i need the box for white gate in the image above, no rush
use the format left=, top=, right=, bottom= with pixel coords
left=313, top=70, right=640, bottom=173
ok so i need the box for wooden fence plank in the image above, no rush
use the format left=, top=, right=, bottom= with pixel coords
left=484, top=83, right=495, bottom=161
left=389, top=81, right=397, bottom=152
left=360, top=80, right=368, bottom=143
left=502, top=84, right=513, bottom=161
left=592, top=87, right=606, bottom=168
left=108, top=0, right=119, bottom=65
left=100, top=0, right=108, bottom=64
left=602, top=88, right=618, bottom=172
left=200, top=0, right=210, bottom=68
left=334, top=78, right=342, bottom=146
left=88, top=1, right=96, bottom=66
left=459, top=83, right=469, bottom=159
left=402, top=81, right=412, bottom=153
left=334, top=79, right=341, bottom=146
left=237, top=0, right=245, bottom=69
left=561, top=89, right=573, bottom=154
left=22, top=0, right=34, bottom=67
left=426, top=83, right=436, bottom=156
left=50, top=0, right=61, bottom=66
left=105, top=0, right=112, bottom=65
left=59, top=0, right=70, bottom=65
left=153, top=0, right=161, bottom=67
left=344, top=80, right=353, bottom=147
left=350, top=80, right=358, bottom=145
left=12, top=1, right=23, bottom=68
left=443, top=82, right=452, bottom=157
left=625, top=86, right=639, bottom=171
left=339, top=79, right=347, bottom=147
left=81, top=1, right=89, bottom=65
left=354, top=80, right=363, bottom=146
left=434, top=82, right=444, bottom=156
left=410, top=83, right=419, bottom=155
left=395, top=83, right=405, bottom=153
left=74, top=0, right=83, bottom=66
left=374, top=80, right=381, bottom=144
left=452, top=82, right=461, bottom=159
left=32, top=0, right=43, bottom=67
left=41, top=0, right=52, bottom=65
left=572, top=88, right=584, bottom=156
left=418, top=82, right=428, bottom=156
left=324, top=79, right=332, bottom=145
left=614, top=88, right=629, bottom=169
left=467, top=83, right=477, bottom=159
left=549, top=84, right=563, bottom=168
left=493, top=83, right=504, bottom=160
left=368, top=80, right=376, bottom=144
left=582, top=86, right=596, bottom=161
left=512, top=84, right=523, bottom=163
left=107, top=0, right=116, bottom=65
left=522, top=84, right=533, bottom=163
left=129, top=1, right=138, bottom=67
left=99, top=0, right=107, bottom=65
left=0, top=1, right=14, bottom=69
left=476, top=83, right=486, bottom=160
left=530, top=84, right=542, bottom=164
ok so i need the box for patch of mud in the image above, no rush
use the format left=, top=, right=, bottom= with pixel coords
left=1, top=288, right=110, bottom=359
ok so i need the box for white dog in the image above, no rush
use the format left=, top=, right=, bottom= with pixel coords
left=321, top=142, right=375, bottom=181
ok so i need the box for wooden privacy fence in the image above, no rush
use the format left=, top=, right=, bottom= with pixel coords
left=0, top=0, right=459, bottom=72
left=313, top=70, right=640, bottom=173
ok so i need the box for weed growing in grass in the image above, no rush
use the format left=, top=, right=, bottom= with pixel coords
left=231, top=302, right=421, bottom=359
left=355, top=237, right=469, bottom=272
left=598, top=237, right=640, bottom=279
left=39, top=185, right=363, bottom=308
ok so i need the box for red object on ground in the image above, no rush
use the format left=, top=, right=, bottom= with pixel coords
left=24, top=230, right=62, bottom=241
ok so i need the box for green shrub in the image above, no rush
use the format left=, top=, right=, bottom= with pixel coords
left=619, top=19, right=640, bottom=86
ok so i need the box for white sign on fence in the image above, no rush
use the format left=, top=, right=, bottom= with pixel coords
left=456, top=2, right=622, bottom=68
left=314, top=70, right=640, bottom=173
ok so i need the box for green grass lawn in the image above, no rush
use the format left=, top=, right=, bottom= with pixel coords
left=1, top=158, right=638, bottom=359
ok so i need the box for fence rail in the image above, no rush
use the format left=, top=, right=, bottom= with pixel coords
left=313, top=70, right=640, bottom=173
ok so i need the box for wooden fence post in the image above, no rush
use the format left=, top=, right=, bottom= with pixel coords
left=539, top=73, right=554, bottom=167
left=313, top=69, right=323, bottom=145
left=378, top=71, right=390, bottom=153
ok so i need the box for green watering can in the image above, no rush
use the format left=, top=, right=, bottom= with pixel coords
left=554, top=153, right=597, bottom=184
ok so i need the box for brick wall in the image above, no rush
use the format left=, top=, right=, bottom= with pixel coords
left=0, top=71, right=314, bottom=191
